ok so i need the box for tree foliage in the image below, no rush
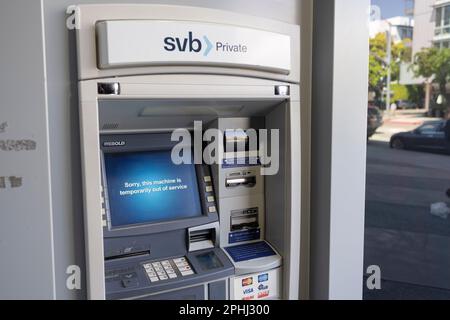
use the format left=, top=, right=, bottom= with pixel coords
left=412, top=47, right=450, bottom=107
left=369, top=33, right=412, bottom=99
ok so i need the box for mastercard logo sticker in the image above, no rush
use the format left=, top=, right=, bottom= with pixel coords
left=242, top=277, right=253, bottom=287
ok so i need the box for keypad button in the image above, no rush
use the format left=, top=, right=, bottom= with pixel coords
left=146, top=257, right=193, bottom=281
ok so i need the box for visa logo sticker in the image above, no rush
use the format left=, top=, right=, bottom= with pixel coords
left=258, top=273, right=269, bottom=283
left=242, top=277, right=253, bottom=287
left=243, top=288, right=254, bottom=295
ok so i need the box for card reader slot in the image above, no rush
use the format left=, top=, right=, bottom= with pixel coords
left=105, top=250, right=151, bottom=261
left=225, top=176, right=256, bottom=188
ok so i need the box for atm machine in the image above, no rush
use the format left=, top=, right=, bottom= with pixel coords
left=75, top=4, right=301, bottom=300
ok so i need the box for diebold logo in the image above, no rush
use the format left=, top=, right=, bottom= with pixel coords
left=163, top=32, right=247, bottom=57
left=103, top=141, right=126, bottom=147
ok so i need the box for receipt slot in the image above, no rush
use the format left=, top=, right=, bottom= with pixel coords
left=75, top=4, right=301, bottom=300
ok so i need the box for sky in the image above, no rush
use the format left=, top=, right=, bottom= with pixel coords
left=371, top=0, right=407, bottom=19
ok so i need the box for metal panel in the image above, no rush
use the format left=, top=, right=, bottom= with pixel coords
left=0, top=0, right=55, bottom=299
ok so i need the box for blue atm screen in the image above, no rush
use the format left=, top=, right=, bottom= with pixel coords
left=104, top=150, right=202, bottom=227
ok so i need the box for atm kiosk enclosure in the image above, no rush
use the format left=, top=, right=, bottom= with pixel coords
left=76, top=4, right=301, bottom=300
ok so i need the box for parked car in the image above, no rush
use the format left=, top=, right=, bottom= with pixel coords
left=396, top=100, right=418, bottom=110
left=367, top=106, right=383, bottom=138
left=390, top=120, right=450, bottom=154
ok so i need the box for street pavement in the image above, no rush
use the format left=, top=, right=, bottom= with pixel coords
left=371, top=110, right=440, bottom=143
left=364, top=112, right=450, bottom=300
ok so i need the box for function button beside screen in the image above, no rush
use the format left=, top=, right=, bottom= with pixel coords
left=204, top=176, right=212, bottom=183
left=208, top=206, right=216, bottom=213
left=207, top=196, right=215, bottom=202
left=205, top=186, right=213, bottom=192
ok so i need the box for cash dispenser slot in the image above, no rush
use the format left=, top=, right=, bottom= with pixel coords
left=225, top=176, right=256, bottom=188
left=230, top=208, right=259, bottom=231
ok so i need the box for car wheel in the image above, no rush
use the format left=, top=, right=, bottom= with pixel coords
left=391, top=138, right=405, bottom=150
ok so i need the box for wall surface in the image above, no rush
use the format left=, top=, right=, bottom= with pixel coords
left=311, top=0, right=369, bottom=300
left=412, top=0, right=435, bottom=55
left=40, top=0, right=312, bottom=299
left=0, top=0, right=55, bottom=299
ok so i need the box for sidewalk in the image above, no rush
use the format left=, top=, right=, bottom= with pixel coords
left=370, top=111, right=441, bottom=143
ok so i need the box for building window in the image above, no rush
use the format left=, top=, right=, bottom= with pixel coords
left=445, top=6, right=450, bottom=26
left=436, top=7, right=442, bottom=27
left=433, top=40, right=450, bottom=49
left=435, top=5, right=450, bottom=35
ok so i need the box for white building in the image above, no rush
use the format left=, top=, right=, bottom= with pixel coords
left=433, top=0, right=450, bottom=48
left=413, top=0, right=450, bottom=53
left=370, top=16, right=414, bottom=42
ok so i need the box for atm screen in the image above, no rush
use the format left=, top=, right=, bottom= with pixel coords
left=103, top=150, right=203, bottom=227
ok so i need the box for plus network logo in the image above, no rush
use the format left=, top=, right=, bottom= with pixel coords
left=164, top=32, right=213, bottom=57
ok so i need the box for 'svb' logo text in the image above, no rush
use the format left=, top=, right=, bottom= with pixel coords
left=164, top=32, right=213, bottom=57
